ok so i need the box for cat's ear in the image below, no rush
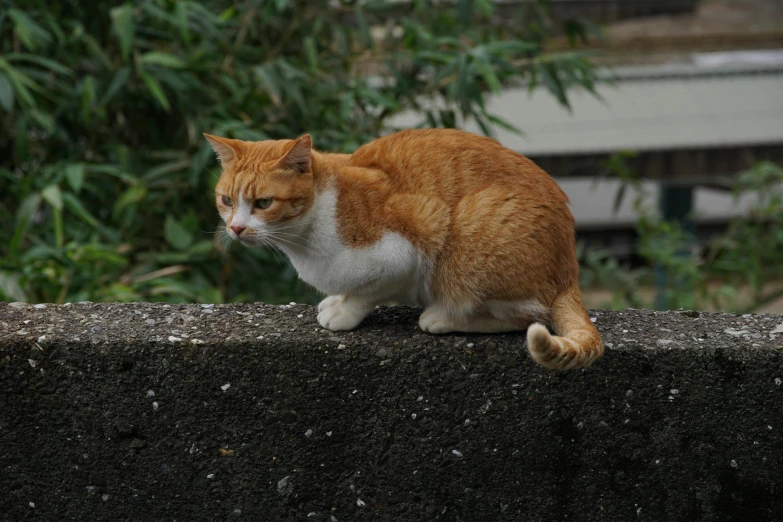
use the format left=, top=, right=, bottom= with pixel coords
left=275, top=135, right=312, bottom=174
left=204, top=134, right=243, bottom=167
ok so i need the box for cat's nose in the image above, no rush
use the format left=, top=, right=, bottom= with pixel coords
left=230, top=225, right=246, bottom=236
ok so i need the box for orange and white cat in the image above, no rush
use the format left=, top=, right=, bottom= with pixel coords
left=205, top=129, right=603, bottom=370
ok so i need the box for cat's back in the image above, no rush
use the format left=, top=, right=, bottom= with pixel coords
left=348, top=128, right=566, bottom=202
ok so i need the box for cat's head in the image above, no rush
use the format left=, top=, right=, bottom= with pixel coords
left=204, top=134, right=315, bottom=248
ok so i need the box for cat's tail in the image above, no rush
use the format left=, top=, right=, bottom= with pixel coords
left=526, top=285, right=603, bottom=370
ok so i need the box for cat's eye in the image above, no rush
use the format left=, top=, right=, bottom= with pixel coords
left=221, top=195, right=233, bottom=207
left=254, top=198, right=273, bottom=209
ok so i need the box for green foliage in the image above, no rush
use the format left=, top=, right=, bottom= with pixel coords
left=0, top=0, right=599, bottom=304
left=581, top=160, right=783, bottom=313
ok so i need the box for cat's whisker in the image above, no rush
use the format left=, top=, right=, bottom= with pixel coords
left=257, top=238, right=287, bottom=267
left=267, top=233, right=309, bottom=244
left=267, top=225, right=304, bottom=234
left=206, top=167, right=220, bottom=181
left=266, top=230, right=303, bottom=237
left=263, top=238, right=295, bottom=267
left=218, top=232, right=234, bottom=252
left=267, top=233, right=307, bottom=245
left=265, top=235, right=295, bottom=255
left=267, top=234, right=309, bottom=252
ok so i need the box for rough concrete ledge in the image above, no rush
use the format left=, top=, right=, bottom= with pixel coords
left=1, top=303, right=782, bottom=522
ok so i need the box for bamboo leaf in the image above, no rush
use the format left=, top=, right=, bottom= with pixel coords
left=254, top=65, right=282, bottom=106
left=3, top=64, right=37, bottom=108
left=164, top=215, right=194, bottom=250
left=539, top=62, right=570, bottom=110
left=85, top=164, right=137, bottom=184
left=80, top=75, right=98, bottom=124
left=140, top=52, right=187, bottom=69
left=9, top=193, right=41, bottom=259
left=100, top=66, right=131, bottom=105
left=110, top=4, right=135, bottom=61
left=473, top=57, right=502, bottom=94
left=139, top=70, right=171, bottom=111
left=5, top=53, right=72, bottom=76
left=303, top=37, right=318, bottom=70
left=62, top=192, right=99, bottom=228
left=113, top=184, right=148, bottom=219
left=174, top=1, right=191, bottom=44
left=0, top=72, right=14, bottom=111
left=64, top=164, right=85, bottom=193
left=42, top=185, right=63, bottom=211
left=29, top=110, right=55, bottom=132
left=8, top=9, right=52, bottom=51
left=355, top=7, right=373, bottom=48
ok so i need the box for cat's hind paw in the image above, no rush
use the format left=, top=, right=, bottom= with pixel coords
left=418, top=307, right=456, bottom=334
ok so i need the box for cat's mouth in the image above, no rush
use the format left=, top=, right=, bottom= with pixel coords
left=235, top=235, right=256, bottom=246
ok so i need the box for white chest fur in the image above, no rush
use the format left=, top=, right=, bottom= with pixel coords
left=284, top=190, right=427, bottom=304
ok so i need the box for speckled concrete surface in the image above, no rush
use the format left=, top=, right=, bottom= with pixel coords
left=1, top=303, right=782, bottom=521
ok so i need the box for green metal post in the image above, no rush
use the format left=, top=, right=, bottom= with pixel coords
left=655, top=185, right=695, bottom=310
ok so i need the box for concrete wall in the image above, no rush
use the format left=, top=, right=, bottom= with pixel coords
left=1, top=302, right=782, bottom=521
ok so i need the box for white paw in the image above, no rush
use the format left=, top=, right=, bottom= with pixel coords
left=317, top=299, right=368, bottom=331
left=418, top=307, right=455, bottom=334
left=318, top=295, right=343, bottom=312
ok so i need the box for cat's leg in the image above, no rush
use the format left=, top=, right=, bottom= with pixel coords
left=316, top=233, right=420, bottom=331
left=419, top=300, right=547, bottom=334
left=317, top=294, right=377, bottom=331
left=419, top=306, right=520, bottom=334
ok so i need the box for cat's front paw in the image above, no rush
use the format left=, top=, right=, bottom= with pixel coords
left=318, top=295, right=343, bottom=312
left=317, top=297, right=369, bottom=331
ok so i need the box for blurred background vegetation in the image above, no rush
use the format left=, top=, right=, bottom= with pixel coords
left=1, top=0, right=781, bottom=312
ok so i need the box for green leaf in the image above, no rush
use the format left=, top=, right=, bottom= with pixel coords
left=187, top=240, right=215, bottom=255
left=174, top=2, right=191, bottom=44
left=100, top=66, right=131, bottom=105
left=85, top=164, right=137, bottom=184
left=0, top=270, right=26, bottom=301
left=80, top=75, right=97, bottom=123
left=355, top=8, right=373, bottom=48
left=2, top=64, right=37, bottom=109
left=164, top=215, right=194, bottom=250
left=218, top=7, right=236, bottom=21
left=8, top=9, right=51, bottom=51
left=41, top=185, right=63, bottom=210
left=14, top=117, right=28, bottom=161
left=53, top=205, right=64, bottom=247
left=9, top=193, right=41, bottom=259
left=62, top=192, right=99, bottom=228
left=485, top=113, right=520, bottom=134
left=254, top=65, right=282, bottom=106
left=0, top=72, right=14, bottom=111
left=29, top=110, right=55, bottom=132
left=539, top=62, right=570, bottom=110
left=110, top=4, right=135, bottom=61
left=144, top=159, right=190, bottom=182
left=64, top=164, right=85, bottom=193
left=140, top=52, right=187, bottom=69
left=113, top=184, right=147, bottom=218
left=303, top=37, right=318, bottom=70
left=81, top=34, right=113, bottom=70
left=473, top=58, right=502, bottom=94
left=138, top=70, right=170, bottom=111
left=5, top=53, right=72, bottom=76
